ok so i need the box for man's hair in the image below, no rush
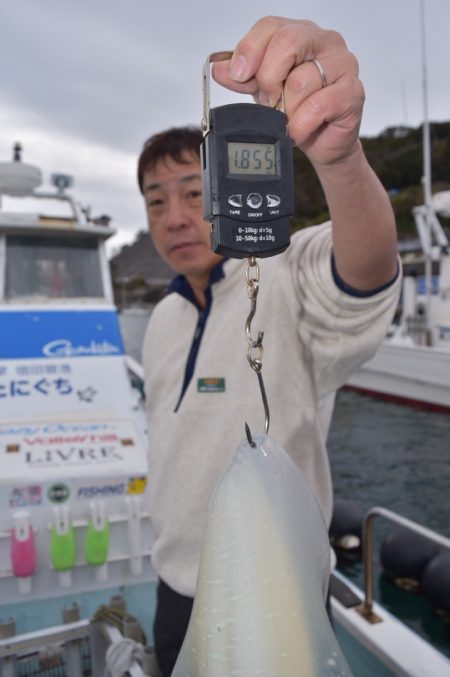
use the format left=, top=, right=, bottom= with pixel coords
left=137, top=126, right=203, bottom=193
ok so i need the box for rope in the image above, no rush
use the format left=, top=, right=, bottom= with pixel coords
left=104, top=637, right=145, bottom=677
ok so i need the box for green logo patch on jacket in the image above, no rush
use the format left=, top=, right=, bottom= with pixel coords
left=197, top=377, right=225, bottom=393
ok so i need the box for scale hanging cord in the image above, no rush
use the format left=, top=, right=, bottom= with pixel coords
left=244, top=256, right=270, bottom=447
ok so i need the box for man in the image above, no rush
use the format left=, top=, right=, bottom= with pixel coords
left=138, top=17, right=400, bottom=676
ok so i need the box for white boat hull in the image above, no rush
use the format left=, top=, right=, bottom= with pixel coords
left=346, top=340, right=450, bottom=412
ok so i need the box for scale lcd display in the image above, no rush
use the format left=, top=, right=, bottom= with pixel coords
left=227, top=142, right=278, bottom=175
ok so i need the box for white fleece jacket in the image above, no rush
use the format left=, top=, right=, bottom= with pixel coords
left=143, top=222, right=401, bottom=597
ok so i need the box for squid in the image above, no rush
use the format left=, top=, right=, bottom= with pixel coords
left=172, top=434, right=352, bottom=676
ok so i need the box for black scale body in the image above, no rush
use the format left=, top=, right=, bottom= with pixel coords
left=201, top=103, right=294, bottom=258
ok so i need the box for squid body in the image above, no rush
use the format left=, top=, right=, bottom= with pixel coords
left=172, top=434, right=352, bottom=677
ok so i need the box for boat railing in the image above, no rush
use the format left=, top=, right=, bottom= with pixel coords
left=405, top=314, right=429, bottom=345
left=31, top=189, right=81, bottom=223
left=0, top=615, right=160, bottom=676
left=125, top=353, right=147, bottom=403
left=358, top=506, right=450, bottom=623
left=125, top=354, right=145, bottom=383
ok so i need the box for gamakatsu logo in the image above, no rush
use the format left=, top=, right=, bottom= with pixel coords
left=43, top=339, right=120, bottom=357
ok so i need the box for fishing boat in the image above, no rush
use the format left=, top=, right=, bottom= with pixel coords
left=1, top=147, right=449, bottom=675
left=346, top=196, right=450, bottom=412
left=0, top=144, right=158, bottom=673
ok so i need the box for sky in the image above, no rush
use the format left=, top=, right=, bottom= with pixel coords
left=1, top=0, right=449, bottom=255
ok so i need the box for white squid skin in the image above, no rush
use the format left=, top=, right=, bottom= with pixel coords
left=172, top=434, right=353, bottom=677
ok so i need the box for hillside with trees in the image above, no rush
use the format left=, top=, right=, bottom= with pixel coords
left=291, top=121, right=450, bottom=237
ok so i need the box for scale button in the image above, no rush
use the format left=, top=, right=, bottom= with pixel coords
left=228, top=194, right=243, bottom=207
left=247, top=193, right=263, bottom=209
left=266, top=194, right=281, bottom=207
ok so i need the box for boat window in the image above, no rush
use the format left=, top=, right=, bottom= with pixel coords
left=5, top=235, right=104, bottom=299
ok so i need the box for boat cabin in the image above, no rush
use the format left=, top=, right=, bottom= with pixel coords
left=0, top=151, right=114, bottom=305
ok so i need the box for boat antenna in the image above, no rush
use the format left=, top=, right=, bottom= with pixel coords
left=420, top=0, right=432, bottom=210
left=13, top=142, right=22, bottom=162
left=419, top=0, right=433, bottom=326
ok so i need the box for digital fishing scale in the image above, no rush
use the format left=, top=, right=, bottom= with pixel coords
left=201, top=51, right=294, bottom=259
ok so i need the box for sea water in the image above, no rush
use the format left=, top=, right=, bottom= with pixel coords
left=329, top=390, right=449, bottom=538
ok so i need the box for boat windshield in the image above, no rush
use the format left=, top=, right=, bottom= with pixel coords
left=4, top=235, right=104, bottom=300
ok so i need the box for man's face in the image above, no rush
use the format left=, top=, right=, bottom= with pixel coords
left=142, top=152, right=222, bottom=282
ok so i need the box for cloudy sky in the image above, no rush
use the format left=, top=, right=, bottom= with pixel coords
left=1, top=0, right=449, bottom=255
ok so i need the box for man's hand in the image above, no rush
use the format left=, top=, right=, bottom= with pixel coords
left=213, top=16, right=398, bottom=292
left=212, top=16, right=364, bottom=170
